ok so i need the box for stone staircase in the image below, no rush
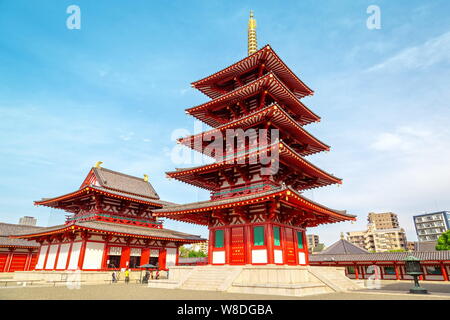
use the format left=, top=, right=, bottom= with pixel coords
left=308, top=266, right=361, bottom=292
left=180, top=266, right=242, bottom=291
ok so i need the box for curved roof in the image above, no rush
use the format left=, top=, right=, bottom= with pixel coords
left=11, top=220, right=205, bottom=243
left=92, top=167, right=160, bottom=200
left=192, top=45, right=314, bottom=99
left=179, top=104, right=329, bottom=157
left=187, top=72, right=320, bottom=127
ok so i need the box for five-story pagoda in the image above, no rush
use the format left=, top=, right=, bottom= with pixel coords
left=154, top=12, right=355, bottom=266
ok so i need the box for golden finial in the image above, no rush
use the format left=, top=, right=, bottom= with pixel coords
left=94, top=161, right=103, bottom=168
left=248, top=10, right=257, bottom=55
left=143, top=174, right=149, bottom=182
left=340, top=232, right=345, bottom=240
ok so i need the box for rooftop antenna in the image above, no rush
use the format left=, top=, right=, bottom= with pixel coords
left=248, top=10, right=258, bottom=55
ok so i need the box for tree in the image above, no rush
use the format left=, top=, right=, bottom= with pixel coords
left=436, top=230, right=450, bottom=250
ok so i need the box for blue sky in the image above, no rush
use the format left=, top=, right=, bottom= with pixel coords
left=1, top=1, right=450, bottom=245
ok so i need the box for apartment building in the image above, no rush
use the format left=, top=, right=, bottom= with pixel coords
left=414, top=211, right=449, bottom=242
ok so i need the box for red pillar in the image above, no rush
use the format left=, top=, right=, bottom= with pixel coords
left=101, top=243, right=109, bottom=270
left=24, top=251, right=32, bottom=271
left=120, top=246, right=131, bottom=269
left=159, top=248, right=167, bottom=270
left=441, top=263, right=449, bottom=282
left=266, top=223, right=274, bottom=264
left=394, top=263, right=400, bottom=280
left=42, top=244, right=51, bottom=270
left=224, top=227, right=231, bottom=265
left=65, top=242, right=74, bottom=270
left=4, top=250, right=14, bottom=272
left=77, top=239, right=88, bottom=270
left=303, top=231, right=309, bottom=265
left=175, top=245, right=180, bottom=266
left=53, top=244, right=62, bottom=270
left=354, top=264, right=359, bottom=280
left=141, top=248, right=150, bottom=266
left=245, top=225, right=252, bottom=265
left=207, top=229, right=214, bottom=265
left=281, top=227, right=288, bottom=265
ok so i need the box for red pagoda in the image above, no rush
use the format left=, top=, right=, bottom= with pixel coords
left=154, top=12, right=355, bottom=265
left=13, top=163, right=204, bottom=271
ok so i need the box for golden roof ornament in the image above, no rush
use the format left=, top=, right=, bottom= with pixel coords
left=143, top=174, right=149, bottom=182
left=248, top=10, right=257, bottom=55
left=94, top=161, right=103, bottom=168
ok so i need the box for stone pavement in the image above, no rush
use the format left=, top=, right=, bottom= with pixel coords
left=1, top=283, right=449, bottom=300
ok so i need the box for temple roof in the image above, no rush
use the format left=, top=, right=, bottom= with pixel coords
left=11, top=220, right=205, bottom=243
left=192, top=45, right=314, bottom=99
left=167, top=141, right=341, bottom=191
left=35, top=185, right=171, bottom=209
left=91, top=167, right=160, bottom=200
left=179, top=104, right=330, bottom=157
left=187, top=72, right=320, bottom=127
left=310, top=251, right=450, bottom=262
left=318, top=239, right=369, bottom=255
left=0, top=222, right=42, bottom=248
left=153, top=185, right=354, bottom=226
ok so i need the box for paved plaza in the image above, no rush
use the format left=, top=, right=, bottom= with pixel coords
left=0, top=281, right=449, bottom=300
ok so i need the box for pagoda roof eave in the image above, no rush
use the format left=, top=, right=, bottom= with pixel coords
left=192, top=45, right=314, bottom=99
left=179, top=103, right=330, bottom=156
left=11, top=221, right=205, bottom=243
left=153, top=186, right=354, bottom=226
left=34, top=186, right=168, bottom=209
left=166, top=141, right=342, bottom=190
left=186, top=72, right=320, bottom=127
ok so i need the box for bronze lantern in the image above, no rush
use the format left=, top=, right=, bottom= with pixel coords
left=405, top=255, right=428, bottom=294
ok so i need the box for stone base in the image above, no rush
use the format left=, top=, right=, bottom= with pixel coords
left=148, top=265, right=361, bottom=297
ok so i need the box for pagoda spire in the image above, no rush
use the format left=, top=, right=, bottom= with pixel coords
left=248, top=10, right=257, bottom=55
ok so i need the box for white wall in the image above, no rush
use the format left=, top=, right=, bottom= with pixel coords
left=274, top=249, right=283, bottom=264
left=35, top=245, right=48, bottom=269
left=45, top=245, right=58, bottom=270
left=298, top=252, right=306, bottom=265
left=212, top=251, right=225, bottom=264
left=56, top=243, right=71, bottom=269
left=166, top=248, right=177, bottom=266
left=82, top=242, right=105, bottom=270
left=252, top=249, right=268, bottom=264
left=67, top=242, right=82, bottom=270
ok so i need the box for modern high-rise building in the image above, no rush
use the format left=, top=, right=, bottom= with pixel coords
left=414, top=211, right=450, bottom=242
left=368, top=212, right=399, bottom=229
left=18, top=216, right=37, bottom=226
left=347, top=212, right=407, bottom=252
left=191, top=241, right=209, bottom=254
left=306, top=234, right=319, bottom=252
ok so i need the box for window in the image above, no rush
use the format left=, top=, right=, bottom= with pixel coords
left=253, top=226, right=265, bottom=246
left=346, top=266, right=355, bottom=274
left=297, top=231, right=304, bottom=249
left=384, top=266, right=396, bottom=275
left=214, top=230, right=224, bottom=248
left=129, top=256, right=141, bottom=268
left=425, top=265, right=442, bottom=275
left=273, top=227, right=281, bottom=246
left=149, top=257, right=158, bottom=266
left=107, top=255, right=121, bottom=268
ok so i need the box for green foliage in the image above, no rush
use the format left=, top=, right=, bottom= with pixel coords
left=436, top=230, right=450, bottom=250
left=179, top=245, right=207, bottom=258
left=188, top=250, right=207, bottom=258
left=388, top=249, right=406, bottom=252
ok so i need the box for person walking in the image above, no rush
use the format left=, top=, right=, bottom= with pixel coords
left=124, top=268, right=130, bottom=284
left=112, top=270, right=117, bottom=283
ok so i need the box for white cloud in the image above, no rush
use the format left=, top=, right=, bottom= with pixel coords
left=367, top=31, right=450, bottom=72
left=370, top=126, right=433, bottom=152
